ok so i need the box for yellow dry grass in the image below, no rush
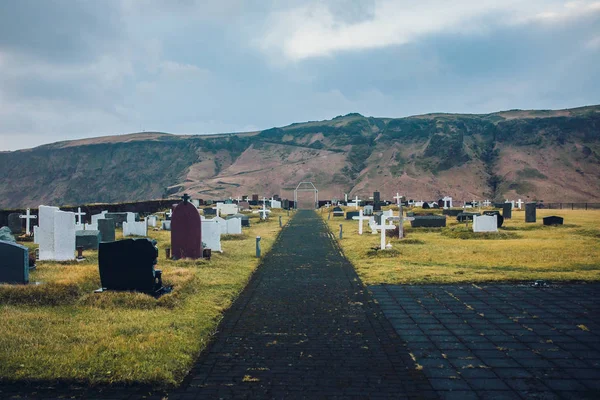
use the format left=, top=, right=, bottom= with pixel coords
left=0, top=209, right=292, bottom=386
left=321, top=206, right=600, bottom=285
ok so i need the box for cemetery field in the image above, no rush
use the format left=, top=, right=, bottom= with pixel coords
left=322, top=207, right=600, bottom=285
left=0, top=210, right=290, bottom=386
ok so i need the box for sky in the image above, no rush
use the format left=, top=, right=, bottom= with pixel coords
left=0, top=0, right=599, bottom=151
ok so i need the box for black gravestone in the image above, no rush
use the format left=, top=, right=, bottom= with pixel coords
left=443, top=209, right=463, bottom=217
left=422, top=202, right=430, bottom=209
left=98, top=219, right=116, bottom=242
left=543, top=216, right=564, bottom=226
left=332, top=207, right=344, bottom=216
left=373, top=192, right=381, bottom=211
left=0, top=240, right=29, bottom=284
left=525, top=203, right=536, bottom=223
left=457, top=212, right=480, bottom=222
left=346, top=211, right=360, bottom=220
left=410, top=215, right=447, bottom=228
left=502, top=203, right=512, bottom=219
left=8, top=213, right=22, bottom=234
left=493, top=203, right=505, bottom=208
left=104, top=213, right=130, bottom=227
left=283, top=199, right=290, bottom=210
left=204, top=208, right=217, bottom=216
left=483, top=211, right=504, bottom=228
left=98, top=238, right=166, bottom=295
left=76, top=230, right=101, bottom=250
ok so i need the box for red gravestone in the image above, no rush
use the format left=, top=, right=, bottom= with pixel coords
left=171, top=194, right=202, bottom=259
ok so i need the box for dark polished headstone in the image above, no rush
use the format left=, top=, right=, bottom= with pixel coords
left=422, top=202, right=430, bottom=209
left=502, top=203, right=512, bottom=219
left=104, top=212, right=131, bottom=227
left=283, top=199, right=290, bottom=210
left=483, top=211, right=504, bottom=228
left=98, top=238, right=162, bottom=293
left=346, top=211, right=360, bottom=220
left=252, top=194, right=259, bottom=202
left=543, top=216, right=564, bottom=226
left=171, top=199, right=202, bottom=260
left=8, top=213, right=22, bottom=234
left=443, top=209, right=463, bottom=217
left=332, top=207, right=344, bottom=216
left=373, top=192, right=381, bottom=211
left=457, top=212, right=480, bottom=222
left=98, top=218, right=116, bottom=242
left=76, top=230, right=101, bottom=250
left=204, top=208, right=217, bottom=216
left=410, top=215, right=447, bottom=228
left=525, top=203, right=537, bottom=223
left=0, top=240, right=29, bottom=284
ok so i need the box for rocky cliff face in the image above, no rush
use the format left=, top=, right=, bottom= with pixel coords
left=1, top=106, right=599, bottom=208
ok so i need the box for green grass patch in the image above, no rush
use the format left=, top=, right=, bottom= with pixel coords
left=0, top=209, right=291, bottom=386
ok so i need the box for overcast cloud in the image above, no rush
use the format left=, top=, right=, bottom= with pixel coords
left=0, top=0, right=599, bottom=150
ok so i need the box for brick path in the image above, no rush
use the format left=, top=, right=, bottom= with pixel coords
left=169, top=210, right=433, bottom=399
left=371, top=284, right=600, bottom=399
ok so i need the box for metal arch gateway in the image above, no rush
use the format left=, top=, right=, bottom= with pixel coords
left=294, top=182, right=319, bottom=209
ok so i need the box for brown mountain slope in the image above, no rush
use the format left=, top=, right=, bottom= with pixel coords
left=0, top=105, right=599, bottom=208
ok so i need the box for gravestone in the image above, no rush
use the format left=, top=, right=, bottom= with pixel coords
left=252, top=194, right=259, bottom=202
left=35, top=206, right=75, bottom=261
left=8, top=213, right=22, bottom=234
left=201, top=219, right=222, bottom=252
left=227, top=214, right=250, bottom=227
left=346, top=211, right=360, bottom=220
left=282, top=199, right=290, bottom=210
left=147, top=215, right=157, bottom=227
left=373, top=212, right=383, bottom=225
left=332, top=207, right=344, bottom=217
left=238, top=201, right=251, bottom=211
left=98, top=238, right=164, bottom=294
left=502, top=203, right=512, bottom=219
left=0, top=240, right=29, bottom=284
left=225, top=217, right=242, bottom=234
left=104, top=212, right=137, bottom=228
left=525, top=203, right=536, bottom=223
left=422, top=202, right=430, bottom=209
left=98, top=219, right=115, bottom=242
left=0, top=227, right=16, bottom=242
left=204, top=208, right=217, bottom=216
left=543, top=216, right=564, bottom=226
left=442, top=209, right=463, bottom=217
left=373, top=191, right=381, bottom=211
left=457, top=212, right=480, bottom=222
left=76, top=230, right=101, bottom=250
left=483, top=211, right=504, bottom=228
left=161, top=220, right=171, bottom=231
left=410, top=215, right=446, bottom=228
left=473, top=215, right=498, bottom=233
left=123, top=221, right=147, bottom=237
left=363, top=205, right=374, bottom=216
left=171, top=194, right=202, bottom=259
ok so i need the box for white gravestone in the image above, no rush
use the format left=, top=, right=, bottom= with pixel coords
left=213, top=216, right=227, bottom=235
left=202, top=219, right=222, bottom=252
left=35, top=206, right=75, bottom=261
left=123, top=221, right=147, bottom=237
left=368, top=217, right=379, bottom=234
left=352, top=209, right=370, bottom=235
left=147, top=215, right=157, bottom=227
left=161, top=220, right=171, bottom=230
left=363, top=205, right=374, bottom=216
left=217, top=203, right=239, bottom=216
left=225, top=218, right=242, bottom=235
left=270, top=199, right=282, bottom=209
left=442, top=196, right=453, bottom=209
left=473, top=215, right=498, bottom=233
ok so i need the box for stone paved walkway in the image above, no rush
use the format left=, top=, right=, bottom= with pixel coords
left=371, top=284, right=600, bottom=399
left=169, top=210, right=433, bottom=399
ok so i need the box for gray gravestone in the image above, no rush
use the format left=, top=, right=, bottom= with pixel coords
left=373, top=191, right=381, bottom=211
left=76, top=230, right=101, bottom=250
left=0, top=240, right=29, bottom=284
left=0, top=226, right=16, bottom=242
left=98, top=219, right=116, bottom=242
left=457, top=212, right=480, bottom=222
left=8, top=213, right=22, bottom=234
left=525, top=203, right=536, bottom=223
left=346, top=211, right=360, bottom=220
left=502, top=203, right=512, bottom=219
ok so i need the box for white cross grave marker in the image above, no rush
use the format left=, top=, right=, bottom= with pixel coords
left=516, top=199, right=523, bottom=209
left=19, top=208, right=37, bottom=234
left=393, top=193, right=403, bottom=206
left=375, top=215, right=396, bottom=250
left=353, top=195, right=361, bottom=209
left=352, top=209, right=371, bottom=235
left=483, top=199, right=491, bottom=207
left=166, top=209, right=173, bottom=219
left=74, top=207, right=86, bottom=225
left=387, top=203, right=415, bottom=239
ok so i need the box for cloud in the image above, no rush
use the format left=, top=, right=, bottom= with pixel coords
left=257, top=0, right=600, bottom=61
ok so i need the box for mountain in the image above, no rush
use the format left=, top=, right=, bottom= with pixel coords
left=1, top=105, right=599, bottom=208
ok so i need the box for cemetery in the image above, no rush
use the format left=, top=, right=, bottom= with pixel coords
left=0, top=201, right=290, bottom=385
left=321, top=203, right=600, bottom=285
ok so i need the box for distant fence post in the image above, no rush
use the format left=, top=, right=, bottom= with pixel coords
left=256, top=236, right=261, bottom=258
left=339, top=224, right=343, bottom=239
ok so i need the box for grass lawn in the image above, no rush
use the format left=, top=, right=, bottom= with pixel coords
left=321, top=206, right=600, bottom=285
left=0, top=209, right=292, bottom=386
